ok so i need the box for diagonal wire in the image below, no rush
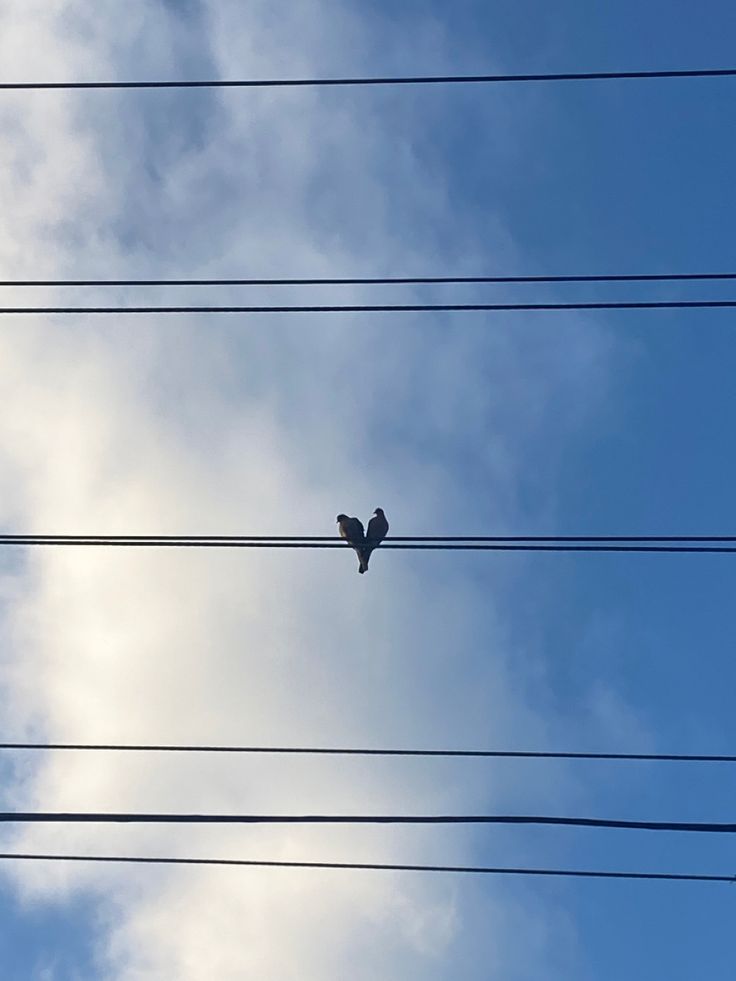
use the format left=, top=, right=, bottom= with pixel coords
left=0, top=853, right=731, bottom=882
left=2, top=67, right=736, bottom=91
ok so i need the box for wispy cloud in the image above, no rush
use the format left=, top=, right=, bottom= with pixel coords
left=0, top=2, right=627, bottom=978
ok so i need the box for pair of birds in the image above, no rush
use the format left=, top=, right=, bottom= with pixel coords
left=337, top=508, right=389, bottom=574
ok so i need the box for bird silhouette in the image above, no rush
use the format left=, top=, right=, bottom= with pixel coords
left=363, top=507, right=389, bottom=572
left=336, top=514, right=368, bottom=573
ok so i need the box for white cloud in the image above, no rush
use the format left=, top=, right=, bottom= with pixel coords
left=0, top=2, right=628, bottom=978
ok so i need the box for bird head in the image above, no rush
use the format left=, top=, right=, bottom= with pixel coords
left=373, top=508, right=384, bottom=516
left=336, top=514, right=349, bottom=523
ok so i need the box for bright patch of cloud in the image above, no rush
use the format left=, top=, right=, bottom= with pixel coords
left=0, top=2, right=625, bottom=978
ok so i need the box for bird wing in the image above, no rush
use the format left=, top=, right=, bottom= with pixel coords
left=348, top=517, right=365, bottom=542
left=367, top=513, right=389, bottom=544
left=340, top=516, right=365, bottom=544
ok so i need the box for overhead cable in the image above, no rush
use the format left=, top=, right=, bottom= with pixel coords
left=0, top=742, right=733, bottom=763
left=4, top=534, right=736, bottom=543
left=2, top=299, right=736, bottom=315
left=2, top=67, right=736, bottom=91
left=2, top=536, right=736, bottom=553
left=2, top=812, right=736, bottom=832
left=0, top=852, right=732, bottom=882
left=3, top=272, right=736, bottom=287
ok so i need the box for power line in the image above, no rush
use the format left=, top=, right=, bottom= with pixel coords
left=2, top=812, right=735, bottom=832
left=0, top=852, right=731, bottom=882
left=2, top=300, right=736, bottom=316
left=2, top=67, right=736, bottom=91
left=2, top=537, right=736, bottom=553
left=4, top=272, right=736, bottom=287
left=3, top=535, right=736, bottom=543
left=0, top=742, right=733, bottom=763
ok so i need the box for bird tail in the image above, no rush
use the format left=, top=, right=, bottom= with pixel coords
left=357, top=546, right=371, bottom=574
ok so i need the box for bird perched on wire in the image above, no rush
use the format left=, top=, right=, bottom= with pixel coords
left=337, top=514, right=368, bottom=574
left=363, top=508, right=389, bottom=572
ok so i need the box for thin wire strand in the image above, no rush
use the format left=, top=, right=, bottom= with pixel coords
left=0, top=853, right=731, bottom=882
left=4, top=272, right=736, bottom=287
left=3, top=535, right=736, bottom=543
left=1, top=813, right=735, bottom=832
left=2, top=300, right=736, bottom=315
left=2, top=67, right=736, bottom=90
left=0, top=742, right=732, bottom=762
left=2, top=538, right=736, bottom=553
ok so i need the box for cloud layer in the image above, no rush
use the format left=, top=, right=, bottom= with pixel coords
left=0, top=2, right=621, bottom=978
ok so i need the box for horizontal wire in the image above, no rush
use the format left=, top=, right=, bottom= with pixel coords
left=2, top=68, right=736, bottom=91
left=3, top=535, right=736, bottom=543
left=2, top=300, right=736, bottom=315
left=0, top=743, right=733, bottom=762
left=4, top=272, right=736, bottom=287
left=1, top=813, right=735, bottom=832
left=2, top=538, right=736, bottom=553
left=0, top=853, right=731, bottom=882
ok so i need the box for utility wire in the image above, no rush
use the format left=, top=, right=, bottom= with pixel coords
left=2, top=812, right=736, bottom=832
left=2, top=67, right=736, bottom=91
left=2, top=300, right=736, bottom=315
left=4, top=272, right=736, bottom=287
left=0, top=852, right=731, bottom=882
left=4, top=535, right=736, bottom=543
left=0, top=742, right=733, bottom=763
left=2, top=537, right=736, bottom=553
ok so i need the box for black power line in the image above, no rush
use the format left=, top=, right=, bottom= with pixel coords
left=4, top=272, right=736, bottom=287
left=3, top=535, right=736, bottom=543
left=2, top=67, right=736, bottom=91
left=2, top=812, right=736, bottom=832
left=2, top=537, right=736, bottom=553
left=0, top=742, right=732, bottom=762
left=3, top=300, right=736, bottom=315
left=0, top=852, right=731, bottom=882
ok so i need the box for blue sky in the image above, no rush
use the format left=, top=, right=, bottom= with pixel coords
left=0, top=1, right=735, bottom=979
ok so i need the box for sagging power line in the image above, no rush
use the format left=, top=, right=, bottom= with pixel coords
left=0, top=852, right=731, bottom=883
